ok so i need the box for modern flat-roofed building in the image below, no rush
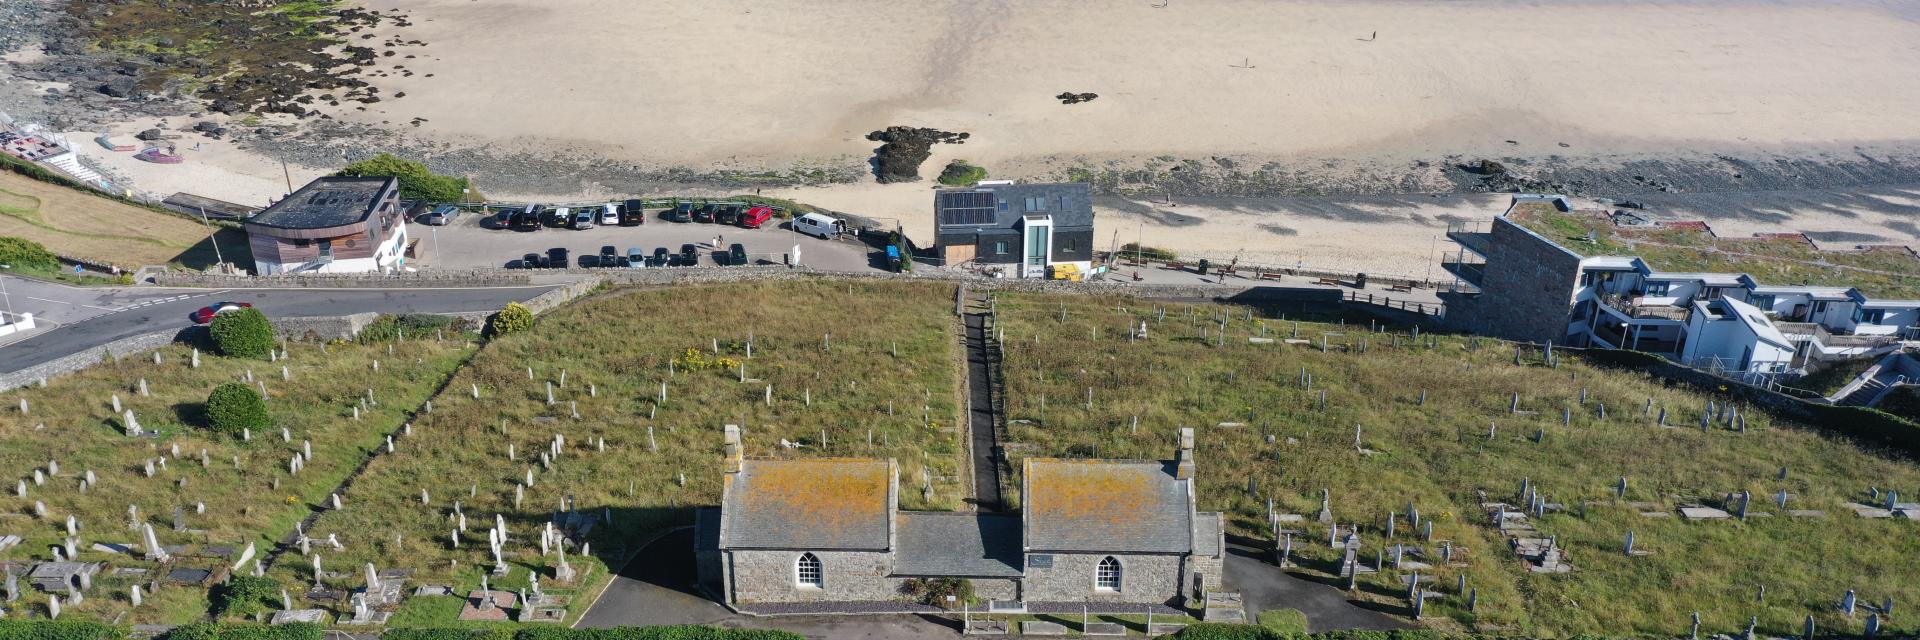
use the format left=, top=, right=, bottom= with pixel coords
left=245, top=176, right=408, bottom=275
left=934, top=182, right=1094, bottom=279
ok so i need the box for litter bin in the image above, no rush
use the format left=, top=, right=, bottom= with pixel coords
left=1355, top=273, right=1369, bottom=289
left=1197, top=259, right=1211, bottom=275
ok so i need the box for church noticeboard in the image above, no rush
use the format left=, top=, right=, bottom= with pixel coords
left=1029, top=554, right=1053, bottom=568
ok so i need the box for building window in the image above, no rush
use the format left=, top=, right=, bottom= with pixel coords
left=796, top=553, right=823, bottom=589
left=994, top=241, right=1009, bottom=255
left=1748, top=294, right=1775, bottom=311
left=293, top=239, right=310, bottom=248
left=1025, top=196, right=1046, bottom=212
left=1644, top=282, right=1671, bottom=296
left=1857, top=308, right=1887, bottom=324
left=1095, top=556, right=1121, bottom=591
left=1061, top=239, right=1077, bottom=254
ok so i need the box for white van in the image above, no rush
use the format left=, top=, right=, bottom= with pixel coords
left=793, top=213, right=844, bottom=239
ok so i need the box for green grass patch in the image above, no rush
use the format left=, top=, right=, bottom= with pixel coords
left=1256, top=609, right=1309, bottom=634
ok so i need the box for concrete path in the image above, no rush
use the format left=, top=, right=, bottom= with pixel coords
left=1223, top=544, right=1408, bottom=633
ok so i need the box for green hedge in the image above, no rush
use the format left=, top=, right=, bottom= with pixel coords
left=206, top=382, right=270, bottom=435
left=209, top=308, right=275, bottom=359
left=1172, top=628, right=1525, bottom=640
left=0, top=619, right=122, bottom=640
left=386, top=628, right=801, bottom=640
left=160, top=624, right=321, bottom=640
left=337, top=154, right=470, bottom=203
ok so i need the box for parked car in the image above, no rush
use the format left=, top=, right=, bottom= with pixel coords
left=521, top=252, right=541, bottom=269
left=423, top=204, right=461, bottom=226
left=620, top=199, right=647, bottom=226
left=535, top=255, right=552, bottom=269
left=663, top=203, right=694, bottom=223
left=728, top=243, right=748, bottom=266
left=600, top=203, right=620, bottom=226
left=738, top=205, right=774, bottom=229
left=546, top=207, right=572, bottom=228
left=627, top=247, right=647, bottom=267
left=190, top=301, right=252, bottom=324
left=599, top=245, right=618, bottom=264
left=715, top=204, right=741, bottom=226
left=572, top=209, right=596, bottom=230
left=793, top=213, right=844, bottom=239
left=651, top=247, right=670, bottom=267
left=679, top=243, right=699, bottom=265
left=547, top=247, right=570, bottom=268
left=579, top=254, right=601, bottom=268
left=692, top=204, right=715, bottom=224
left=511, top=207, right=543, bottom=232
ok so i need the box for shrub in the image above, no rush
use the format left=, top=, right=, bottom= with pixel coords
left=211, top=575, right=280, bottom=618
left=359, top=313, right=457, bottom=343
left=336, top=153, right=470, bottom=203
left=892, top=231, right=913, bottom=273
left=205, top=383, right=270, bottom=435
left=1119, top=242, right=1178, bottom=261
left=0, top=237, right=61, bottom=272
left=937, top=160, right=988, bottom=186
left=209, top=308, right=274, bottom=358
left=898, top=577, right=971, bottom=606
left=490, top=302, right=534, bottom=336
left=0, top=619, right=123, bottom=640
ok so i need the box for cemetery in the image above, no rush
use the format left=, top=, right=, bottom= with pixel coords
left=1, top=277, right=1916, bottom=639
left=992, top=292, right=1920, bottom=637
left=0, top=323, right=476, bottom=625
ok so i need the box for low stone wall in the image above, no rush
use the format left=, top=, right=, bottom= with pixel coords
left=148, top=270, right=532, bottom=288
left=0, top=328, right=183, bottom=392
left=275, top=313, right=381, bottom=342
left=522, top=275, right=606, bottom=314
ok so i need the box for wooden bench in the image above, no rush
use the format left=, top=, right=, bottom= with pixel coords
left=1389, top=284, right=1414, bottom=293
left=1164, top=261, right=1187, bottom=271
left=1315, top=277, right=1345, bottom=287
left=1259, top=272, right=1286, bottom=281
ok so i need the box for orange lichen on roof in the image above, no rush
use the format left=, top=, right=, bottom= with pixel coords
left=739, top=458, right=889, bottom=540
left=1026, top=459, right=1164, bottom=528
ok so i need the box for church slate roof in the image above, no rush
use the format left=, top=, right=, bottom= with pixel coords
left=720, top=458, right=894, bottom=551
left=1023, top=459, right=1194, bottom=554
left=892, top=512, right=1024, bottom=578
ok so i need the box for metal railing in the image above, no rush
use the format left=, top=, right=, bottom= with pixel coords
left=1598, top=292, right=1689, bottom=321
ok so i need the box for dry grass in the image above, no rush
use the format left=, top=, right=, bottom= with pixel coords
left=994, top=292, right=1920, bottom=638
left=0, top=171, right=247, bottom=269
left=274, top=280, right=967, bottom=625
left=0, top=335, right=475, bottom=624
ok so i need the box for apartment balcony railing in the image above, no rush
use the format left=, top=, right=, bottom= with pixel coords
left=1445, top=221, right=1493, bottom=258
left=1598, top=292, right=1689, bottom=322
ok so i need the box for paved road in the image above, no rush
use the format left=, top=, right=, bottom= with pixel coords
left=1223, top=544, right=1407, bottom=633
left=0, top=275, right=555, bottom=373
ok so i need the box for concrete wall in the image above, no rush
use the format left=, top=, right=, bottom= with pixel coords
left=1021, top=552, right=1182, bottom=605
left=1444, top=217, right=1584, bottom=343
left=0, top=328, right=182, bottom=392
left=725, top=549, right=896, bottom=604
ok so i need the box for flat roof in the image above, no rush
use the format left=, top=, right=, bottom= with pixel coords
left=248, top=177, right=394, bottom=230
left=1648, top=272, right=1748, bottom=287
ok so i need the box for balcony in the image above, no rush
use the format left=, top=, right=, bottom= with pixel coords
left=1598, top=292, right=1689, bottom=322
left=1446, top=221, right=1493, bottom=258
left=1441, top=249, right=1486, bottom=286
left=1590, top=321, right=1682, bottom=355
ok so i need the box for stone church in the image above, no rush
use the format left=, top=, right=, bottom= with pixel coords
left=696, top=426, right=1224, bottom=609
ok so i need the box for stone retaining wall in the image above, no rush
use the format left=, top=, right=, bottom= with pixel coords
left=148, top=270, right=532, bottom=288
left=0, top=328, right=183, bottom=392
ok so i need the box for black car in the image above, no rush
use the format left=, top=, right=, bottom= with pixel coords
left=511, top=209, right=542, bottom=232
left=727, top=243, right=748, bottom=266
left=521, top=252, right=541, bottom=268
left=535, top=255, right=552, bottom=269
left=715, top=204, right=741, bottom=226
left=692, top=204, right=715, bottom=224
left=651, top=247, right=670, bottom=267
left=679, top=243, right=699, bottom=265
left=664, top=203, right=694, bottom=223
left=544, top=207, right=572, bottom=228
left=547, top=247, right=570, bottom=269
left=579, top=255, right=601, bottom=268
left=599, top=245, right=618, bottom=263
left=620, top=199, right=647, bottom=226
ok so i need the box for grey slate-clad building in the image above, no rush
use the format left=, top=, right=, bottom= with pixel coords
left=934, top=181, right=1096, bottom=278
left=245, top=176, right=408, bottom=275
left=699, top=426, right=1223, bottom=610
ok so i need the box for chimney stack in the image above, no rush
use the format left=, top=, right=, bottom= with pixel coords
left=1175, top=427, right=1196, bottom=479
left=723, top=424, right=743, bottom=473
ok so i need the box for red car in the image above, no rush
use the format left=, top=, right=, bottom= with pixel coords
left=738, top=206, right=774, bottom=229
left=191, top=301, right=252, bottom=324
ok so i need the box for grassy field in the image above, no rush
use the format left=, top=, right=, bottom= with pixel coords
left=0, top=170, right=246, bottom=270
left=0, top=333, right=474, bottom=624
left=274, top=280, right=966, bottom=625
left=1508, top=202, right=1920, bottom=298
left=992, top=292, right=1920, bottom=638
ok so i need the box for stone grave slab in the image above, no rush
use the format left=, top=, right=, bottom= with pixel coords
left=964, top=619, right=1009, bottom=635
left=1019, top=621, right=1068, bottom=636
left=0, top=536, right=18, bottom=553
left=338, top=611, right=392, bottom=626
left=167, top=568, right=213, bottom=585
left=523, top=607, right=566, bottom=623
left=110, top=567, right=148, bottom=578
left=1083, top=622, right=1127, bottom=635
left=414, top=585, right=455, bottom=597
left=91, top=543, right=134, bottom=555
left=202, top=546, right=236, bottom=558
left=269, top=609, right=327, bottom=625
left=1678, top=507, right=1731, bottom=521
left=1148, top=623, right=1188, bottom=636
left=1846, top=503, right=1894, bottom=518
left=459, top=590, right=517, bottom=621
left=1275, top=514, right=1304, bottom=523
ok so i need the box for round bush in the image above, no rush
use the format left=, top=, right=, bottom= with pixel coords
left=205, top=383, right=269, bottom=435
left=209, top=307, right=274, bottom=358
left=491, top=302, right=534, bottom=336
left=210, top=575, right=281, bottom=618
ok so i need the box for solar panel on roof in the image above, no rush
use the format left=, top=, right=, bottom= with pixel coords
left=939, top=191, right=997, bottom=226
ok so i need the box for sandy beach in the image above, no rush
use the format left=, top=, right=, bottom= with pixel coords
left=10, top=0, right=1920, bottom=277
